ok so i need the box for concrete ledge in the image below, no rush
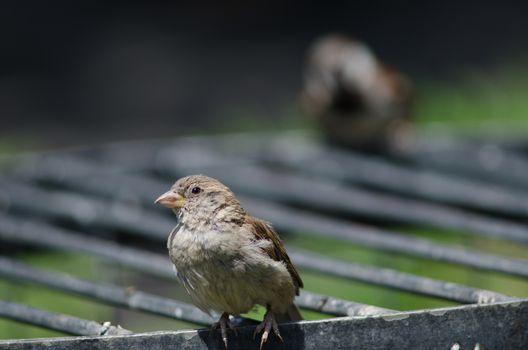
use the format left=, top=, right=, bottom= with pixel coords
left=1, top=299, right=527, bottom=349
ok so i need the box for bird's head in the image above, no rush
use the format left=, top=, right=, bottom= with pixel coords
left=155, top=175, right=243, bottom=223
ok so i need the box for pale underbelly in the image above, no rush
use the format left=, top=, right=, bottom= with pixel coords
left=175, top=258, right=294, bottom=315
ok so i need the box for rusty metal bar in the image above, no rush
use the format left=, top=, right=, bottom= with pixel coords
left=0, top=300, right=132, bottom=336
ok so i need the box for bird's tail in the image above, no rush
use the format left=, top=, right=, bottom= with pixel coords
left=276, top=303, right=303, bottom=323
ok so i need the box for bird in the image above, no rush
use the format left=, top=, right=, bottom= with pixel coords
left=155, top=174, right=303, bottom=349
left=299, top=34, right=414, bottom=151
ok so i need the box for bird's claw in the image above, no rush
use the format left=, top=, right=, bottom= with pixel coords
left=253, top=309, right=283, bottom=349
left=211, top=313, right=236, bottom=349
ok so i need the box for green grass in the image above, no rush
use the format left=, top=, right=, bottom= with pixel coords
left=415, top=63, right=528, bottom=137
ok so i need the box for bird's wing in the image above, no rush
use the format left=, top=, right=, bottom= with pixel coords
left=247, top=216, right=304, bottom=294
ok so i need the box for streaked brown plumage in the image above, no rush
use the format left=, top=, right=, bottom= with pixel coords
left=155, top=175, right=303, bottom=349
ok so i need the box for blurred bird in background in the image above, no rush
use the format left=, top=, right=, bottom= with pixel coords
left=300, top=34, right=414, bottom=152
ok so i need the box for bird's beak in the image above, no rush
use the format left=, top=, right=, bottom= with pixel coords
left=155, top=191, right=186, bottom=209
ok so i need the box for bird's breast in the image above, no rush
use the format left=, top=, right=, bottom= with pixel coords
left=168, top=226, right=232, bottom=267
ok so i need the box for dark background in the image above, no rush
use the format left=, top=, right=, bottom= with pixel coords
left=2, top=1, right=528, bottom=147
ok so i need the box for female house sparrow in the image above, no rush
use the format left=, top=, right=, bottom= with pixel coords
left=155, top=175, right=303, bottom=349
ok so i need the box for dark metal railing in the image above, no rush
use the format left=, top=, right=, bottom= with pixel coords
left=0, top=132, right=527, bottom=349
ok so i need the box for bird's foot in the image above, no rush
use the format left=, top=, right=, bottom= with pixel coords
left=253, top=308, right=283, bottom=350
left=211, top=313, right=237, bottom=349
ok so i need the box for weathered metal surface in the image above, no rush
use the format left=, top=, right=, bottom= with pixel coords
left=289, top=249, right=511, bottom=304
left=155, top=148, right=528, bottom=243
left=294, top=291, right=394, bottom=317
left=255, top=138, right=528, bottom=218
left=0, top=255, right=392, bottom=322
left=400, top=139, right=528, bottom=190
left=9, top=148, right=528, bottom=244
left=122, top=134, right=528, bottom=218
left=0, top=257, right=215, bottom=326
left=0, top=211, right=511, bottom=304
left=4, top=160, right=528, bottom=279
left=1, top=133, right=527, bottom=346
left=0, top=301, right=131, bottom=337
left=240, top=197, right=528, bottom=278
left=0, top=213, right=173, bottom=278
left=0, top=215, right=388, bottom=318
left=0, top=179, right=172, bottom=239
left=1, top=299, right=526, bottom=350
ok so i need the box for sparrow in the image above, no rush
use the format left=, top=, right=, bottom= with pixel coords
left=299, top=34, right=414, bottom=151
left=155, top=175, right=303, bottom=349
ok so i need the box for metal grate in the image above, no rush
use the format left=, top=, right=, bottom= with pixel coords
left=0, top=132, right=527, bottom=349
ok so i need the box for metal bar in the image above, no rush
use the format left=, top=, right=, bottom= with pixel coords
left=240, top=197, right=528, bottom=280
left=0, top=257, right=215, bottom=326
left=1, top=299, right=527, bottom=350
left=6, top=156, right=528, bottom=279
left=79, top=131, right=528, bottom=202
left=0, top=300, right=131, bottom=336
left=0, top=213, right=512, bottom=304
left=6, top=167, right=528, bottom=284
left=113, top=133, right=528, bottom=218
left=0, top=178, right=172, bottom=240
left=289, top=248, right=511, bottom=304
left=0, top=213, right=173, bottom=279
left=11, top=148, right=528, bottom=245
left=153, top=147, right=528, bottom=244
left=1, top=135, right=526, bottom=346
left=0, top=213, right=390, bottom=317
left=14, top=130, right=528, bottom=191
left=396, top=139, right=528, bottom=190
left=250, top=138, right=528, bottom=218
left=294, top=291, right=394, bottom=316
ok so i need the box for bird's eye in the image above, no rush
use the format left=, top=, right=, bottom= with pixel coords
left=191, top=186, right=201, bottom=194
